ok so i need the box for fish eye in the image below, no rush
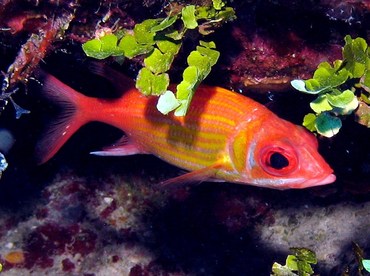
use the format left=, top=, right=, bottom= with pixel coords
left=269, top=152, right=289, bottom=169
left=260, top=146, right=298, bottom=176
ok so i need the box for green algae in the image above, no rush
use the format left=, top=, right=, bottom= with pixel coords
left=82, top=1, right=235, bottom=116
left=291, top=35, right=370, bottom=137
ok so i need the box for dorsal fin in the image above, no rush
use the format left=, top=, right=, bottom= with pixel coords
left=87, top=62, right=135, bottom=92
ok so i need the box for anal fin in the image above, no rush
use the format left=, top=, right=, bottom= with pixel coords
left=90, top=136, right=147, bottom=156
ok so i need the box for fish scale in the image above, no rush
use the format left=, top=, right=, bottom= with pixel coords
left=117, top=86, right=250, bottom=171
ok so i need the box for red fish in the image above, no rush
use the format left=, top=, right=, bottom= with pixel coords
left=36, top=67, right=335, bottom=189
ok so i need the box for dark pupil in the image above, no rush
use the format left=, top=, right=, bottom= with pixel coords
left=269, top=152, right=289, bottom=169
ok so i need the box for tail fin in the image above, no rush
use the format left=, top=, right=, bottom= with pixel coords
left=35, top=73, right=91, bottom=164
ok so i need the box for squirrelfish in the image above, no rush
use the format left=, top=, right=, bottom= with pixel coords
left=36, top=67, right=335, bottom=189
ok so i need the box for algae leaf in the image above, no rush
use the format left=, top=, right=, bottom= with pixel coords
left=118, top=34, right=153, bottom=58
left=291, top=247, right=317, bottom=274
left=134, top=19, right=158, bottom=45
left=188, top=51, right=211, bottom=76
left=309, top=90, right=358, bottom=115
left=327, top=89, right=356, bottom=108
left=82, top=34, right=123, bottom=59
left=302, top=113, right=317, bottom=132
left=272, top=255, right=299, bottom=276
left=174, top=41, right=220, bottom=116
left=291, top=35, right=370, bottom=137
left=156, top=39, right=181, bottom=55
left=292, top=61, right=349, bottom=94
left=196, top=41, right=220, bottom=68
left=271, top=248, right=317, bottom=276
left=315, top=112, right=342, bottom=138
left=215, top=6, right=236, bottom=22
left=327, top=89, right=359, bottom=115
left=151, top=15, right=178, bottom=32
left=309, top=95, right=333, bottom=113
left=343, top=35, right=368, bottom=78
left=144, top=48, right=174, bottom=74
left=182, top=5, right=198, bottom=29
left=136, top=68, right=169, bottom=96
left=213, top=0, right=225, bottom=10
left=175, top=66, right=199, bottom=116
left=157, top=90, right=180, bottom=115
left=362, top=259, right=370, bottom=272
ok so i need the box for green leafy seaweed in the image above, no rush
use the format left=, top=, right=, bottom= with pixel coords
left=82, top=1, right=235, bottom=116
left=156, top=39, right=181, bottom=55
left=343, top=35, right=367, bottom=78
left=271, top=248, right=317, bottom=276
left=144, top=48, right=173, bottom=74
left=174, top=41, right=220, bottom=116
left=309, top=95, right=333, bottom=114
left=136, top=68, right=169, bottom=96
left=181, top=5, right=198, bottom=29
left=118, top=34, right=153, bottom=58
left=291, top=35, right=370, bottom=137
left=134, top=19, right=158, bottom=45
left=151, top=15, right=178, bottom=33
left=82, top=34, right=123, bottom=59
left=363, top=259, right=370, bottom=272
left=157, top=90, right=180, bottom=115
left=212, top=0, right=225, bottom=10
left=291, top=61, right=349, bottom=94
left=302, top=113, right=317, bottom=132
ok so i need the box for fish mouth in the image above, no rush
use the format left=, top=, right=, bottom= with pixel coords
left=294, top=173, right=336, bottom=189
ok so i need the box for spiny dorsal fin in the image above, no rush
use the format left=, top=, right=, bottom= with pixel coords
left=87, top=62, right=135, bottom=92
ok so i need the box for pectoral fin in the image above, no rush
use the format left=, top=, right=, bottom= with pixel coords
left=90, top=136, right=147, bottom=156
left=160, top=163, right=224, bottom=188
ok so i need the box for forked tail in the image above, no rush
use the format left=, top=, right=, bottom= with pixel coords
left=35, top=73, right=93, bottom=164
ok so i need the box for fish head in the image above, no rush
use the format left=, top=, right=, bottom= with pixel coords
left=230, top=117, right=336, bottom=189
